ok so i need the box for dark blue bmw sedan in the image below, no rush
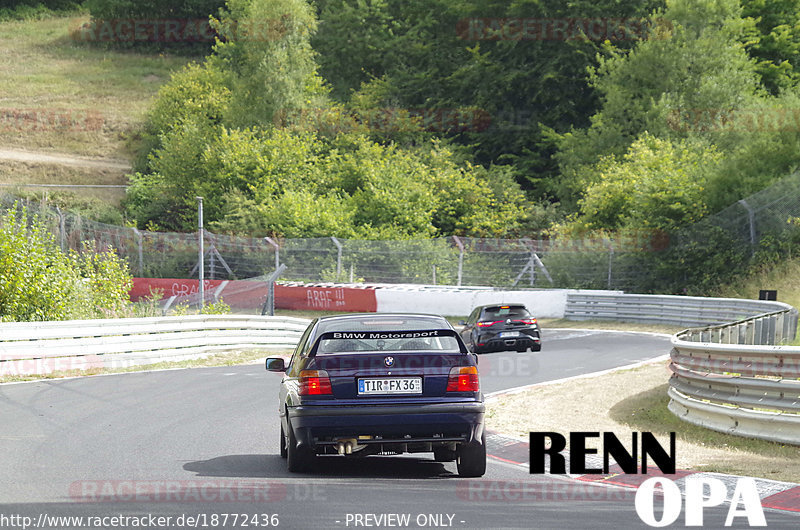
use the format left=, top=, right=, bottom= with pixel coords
left=266, top=313, right=486, bottom=477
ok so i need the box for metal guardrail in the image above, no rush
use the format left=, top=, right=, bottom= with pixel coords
left=667, top=306, right=800, bottom=445
left=0, top=315, right=310, bottom=377
left=565, top=292, right=800, bottom=445
left=564, top=292, right=792, bottom=327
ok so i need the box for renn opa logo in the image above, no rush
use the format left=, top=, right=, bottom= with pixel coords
left=530, top=432, right=766, bottom=527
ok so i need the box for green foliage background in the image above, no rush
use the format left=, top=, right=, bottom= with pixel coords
left=104, top=0, right=800, bottom=293
left=0, top=205, right=133, bottom=322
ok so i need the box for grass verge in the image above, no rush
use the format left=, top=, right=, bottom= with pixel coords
left=486, top=359, right=800, bottom=483
left=0, top=349, right=289, bottom=384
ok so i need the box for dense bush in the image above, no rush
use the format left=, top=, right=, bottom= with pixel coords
left=0, top=204, right=133, bottom=322
left=84, top=0, right=223, bottom=20
left=0, top=0, right=81, bottom=20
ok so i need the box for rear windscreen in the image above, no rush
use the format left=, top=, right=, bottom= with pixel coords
left=316, top=330, right=461, bottom=354
left=480, top=307, right=531, bottom=320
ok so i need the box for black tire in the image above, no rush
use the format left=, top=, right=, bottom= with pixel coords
left=279, top=424, right=287, bottom=459
left=286, top=423, right=314, bottom=473
left=457, top=432, right=486, bottom=477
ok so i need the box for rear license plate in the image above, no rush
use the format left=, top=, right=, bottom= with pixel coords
left=358, top=377, right=422, bottom=395
left=499, top=331, right=520, bottom=338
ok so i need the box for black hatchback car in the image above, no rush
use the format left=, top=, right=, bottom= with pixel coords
left=459, top=304, right=541, bottom=353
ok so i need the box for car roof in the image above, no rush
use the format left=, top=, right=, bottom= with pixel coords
left=314, top=313, right=452, bottom=334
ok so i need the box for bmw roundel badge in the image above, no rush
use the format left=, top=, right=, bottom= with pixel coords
left=384, top=356, right=394, bottom=367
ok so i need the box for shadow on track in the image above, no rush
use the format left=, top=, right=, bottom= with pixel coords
left=184, top=454, right=455, bottom=479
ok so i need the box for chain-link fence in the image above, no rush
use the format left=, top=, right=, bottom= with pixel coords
left=3, top=172, right=800, bottom=291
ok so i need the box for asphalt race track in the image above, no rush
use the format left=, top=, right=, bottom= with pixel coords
left=1, top=329, right=798, bottom=529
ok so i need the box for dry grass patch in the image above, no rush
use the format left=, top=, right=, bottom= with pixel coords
left=0, top=160, right=127, bottom=203
left=486, top=360, right=800, bottom=483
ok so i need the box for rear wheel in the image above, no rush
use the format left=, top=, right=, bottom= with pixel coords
left=286, top=423, right=314, bottom=473
left=457, top=432, right=486, bottom=477
left=279, top=424, right=287, bottom=459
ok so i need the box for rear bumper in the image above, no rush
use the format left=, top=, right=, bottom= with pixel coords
left=287, top=402, right=485, bottom=450
left=478, top=334, right=541, bottom=352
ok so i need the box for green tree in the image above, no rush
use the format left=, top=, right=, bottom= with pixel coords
left=564, top=134, right=721, bottom=234
left=741, top=0, right=800, bottom=94
left=554, top=0, right=762, bottom=207
left=212, top=0, right=326, bottom=128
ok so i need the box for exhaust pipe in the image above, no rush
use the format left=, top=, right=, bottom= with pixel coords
left=345, top=442, right=353, bottom=455
left=337, top=442, right=345, bottom=455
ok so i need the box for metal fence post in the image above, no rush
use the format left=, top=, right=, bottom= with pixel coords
left=738, top=199, right=757, bottom=256
left=197, top=197, right=204, bottom=307
left=452, top=236, right=464, bottom=287
left=265, top=237, right=280, bottom=270
left=331, top=236, right=343, bottom=279
left=132, top=228, right=144, bottom=277
left=55, top=206, right=66, bottom=252
left=262, top=264, right=287, bottom=316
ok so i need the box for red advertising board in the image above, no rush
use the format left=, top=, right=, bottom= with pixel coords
left=130, top=278, right=377, bottom=313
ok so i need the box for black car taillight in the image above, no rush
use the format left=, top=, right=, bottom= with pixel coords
left=446, top=366, right=480, bottom=392
left=299, top=370, right=333, bottom=395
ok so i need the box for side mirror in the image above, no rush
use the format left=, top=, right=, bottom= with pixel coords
left=458, top=320, right=467, bottom=326
left=265, top=357, right=286, bottom=372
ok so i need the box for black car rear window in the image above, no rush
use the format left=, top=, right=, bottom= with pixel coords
left=480, top=306, right=531, bottom=320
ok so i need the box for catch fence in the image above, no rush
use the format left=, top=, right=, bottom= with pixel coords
left=4, top=171, right=800, bottom=291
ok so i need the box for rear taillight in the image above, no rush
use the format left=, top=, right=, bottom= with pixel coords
left=476, top=321, right=498, bottom=327
left=299, top=370, right=333, bottom=395
left=516, top=319, right=536, bottom=325
left=446, top=366, right=480, bottom=392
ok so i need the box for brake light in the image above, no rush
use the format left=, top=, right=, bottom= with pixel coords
left=299, top=370, right=333, bottom=395
left=516, top=319, right=537, bottom=325
left=476, top=321, right=498, bottom=327
left=447, top=366, right=480, bottom=392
